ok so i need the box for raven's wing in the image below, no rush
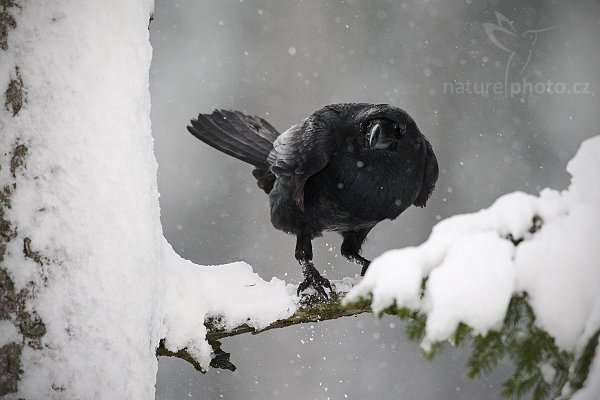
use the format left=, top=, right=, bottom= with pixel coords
left=187, top=109, right=279, bottom=167
left=267, top=110, right=337, bottom=210
left=226, top=110, right=280, bottom=143
left=413, top=137, right=438, bottom=207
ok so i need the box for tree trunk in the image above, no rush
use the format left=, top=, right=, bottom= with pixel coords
left=0, top=2, right=161, bottom=398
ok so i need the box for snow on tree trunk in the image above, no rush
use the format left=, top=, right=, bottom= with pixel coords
left=0, top=1, right=163, bottom=398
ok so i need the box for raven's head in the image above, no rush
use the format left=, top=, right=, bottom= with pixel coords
left=319, top=103, right=437, bottom=207
left=352, top=104, right=420, bottom=152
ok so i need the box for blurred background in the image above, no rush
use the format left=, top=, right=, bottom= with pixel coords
left=150, top=0, right=600, bottom=398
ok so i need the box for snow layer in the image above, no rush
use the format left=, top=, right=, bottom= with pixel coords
left=1, top=1, right=160, bottom=399
left=346, top=136, right=600, bottom=394
left=161, top=240, right=297, bottom=368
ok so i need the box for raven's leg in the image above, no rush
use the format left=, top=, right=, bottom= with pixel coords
left=341, top=228, right=372, bottom=276
left=295, top=234, right=333, bottom=299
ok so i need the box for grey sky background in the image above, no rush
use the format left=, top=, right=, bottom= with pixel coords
left=150, top=0, right=600, bottom=398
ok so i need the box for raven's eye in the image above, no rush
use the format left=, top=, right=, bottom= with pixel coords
left=362, top=118, right=404, bottom=149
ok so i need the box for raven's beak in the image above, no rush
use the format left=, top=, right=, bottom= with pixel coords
left=368, top=123, right=381, bottom=148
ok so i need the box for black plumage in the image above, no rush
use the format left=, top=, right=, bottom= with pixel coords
left=187, top=103, right=438, bottom=298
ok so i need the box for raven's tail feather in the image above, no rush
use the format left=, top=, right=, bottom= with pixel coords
left=187, top=110, right=278, bottom=193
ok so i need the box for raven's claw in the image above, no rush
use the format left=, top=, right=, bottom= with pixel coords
left=297, top=263, right=333, bottom=299
left=360, top=261, right=371, bottom=276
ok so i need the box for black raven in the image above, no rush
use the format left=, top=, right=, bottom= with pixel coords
left=187, top=103, right=438, bottom=298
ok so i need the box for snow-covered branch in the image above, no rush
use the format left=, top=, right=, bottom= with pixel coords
left=157, top=290, right=370, bottom=372
left=158, top=239, right=367, bottom=371
left=343, top=136, right=600, bottom=399
left=204, top=292, right=369, bottom=343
